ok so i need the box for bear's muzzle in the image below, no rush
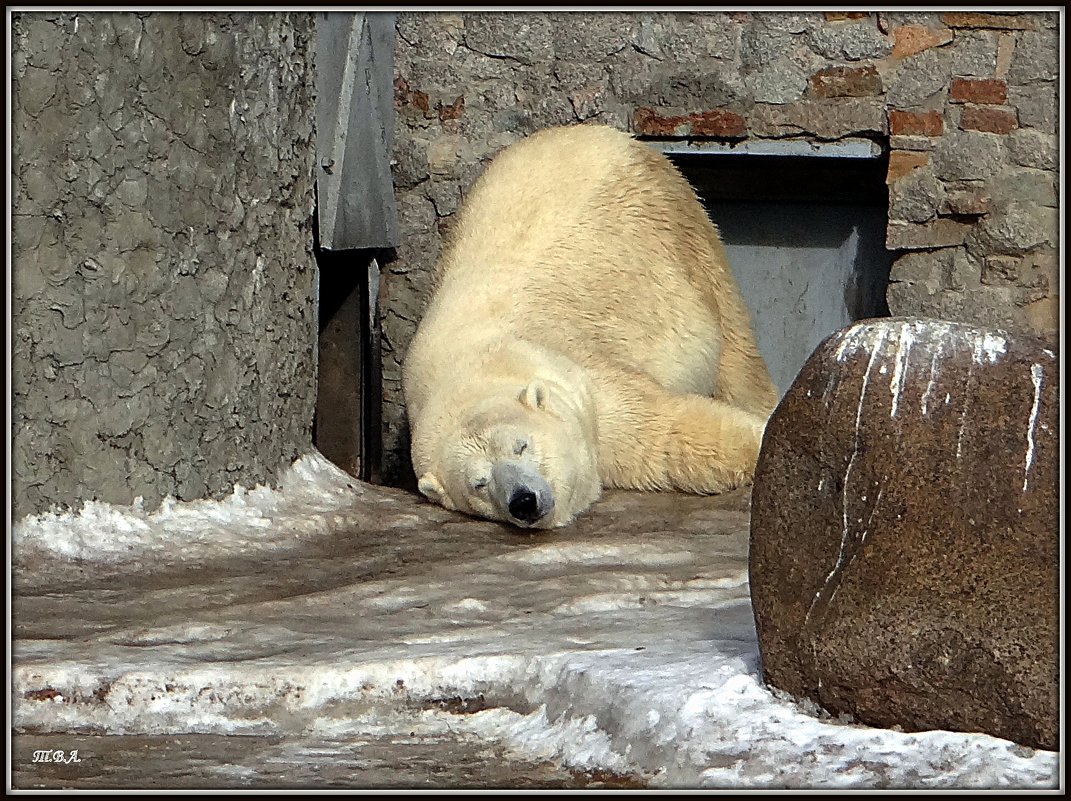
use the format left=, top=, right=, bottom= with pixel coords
left=492, top=461, right=555, bottom=527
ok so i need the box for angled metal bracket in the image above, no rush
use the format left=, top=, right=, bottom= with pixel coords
left=315, top=12, right=399, bottom=250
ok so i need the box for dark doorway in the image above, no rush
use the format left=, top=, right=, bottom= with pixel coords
left=669, top=149, right=893, bottom=396
left=313, top=248, right=383, bottom=483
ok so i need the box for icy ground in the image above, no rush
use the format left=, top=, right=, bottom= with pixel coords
left=11, top=452, right=1061, bottom=789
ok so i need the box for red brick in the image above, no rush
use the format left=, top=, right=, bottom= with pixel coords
left=824, top=11, right=869, bottom=21
left=809, top=65, right=882, bottom=98
left=949, top=78, right=1008, bottom=105
left=959, top=106, right=1017, bottom=134
left=633, top=107, right=746, bottom=139
left=889, top=109, right=944, bottom=137
left=438, top=95, right=464, bottom=121
left=886, top=150, right=929, bottom=183
left=941, top=12, right=1037, bottom=31
left=633, top=107, right=675, bottom=135
left=394, top=76, right=432, bottom=115
left=393, top=76, right=410, bottom=109
left=892, top=24, right=953, bottom=58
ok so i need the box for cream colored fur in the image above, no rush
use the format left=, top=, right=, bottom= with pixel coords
left=403, top=124, right=778, bottom=528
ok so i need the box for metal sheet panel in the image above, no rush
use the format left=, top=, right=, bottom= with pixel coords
left=315, top=12, right=399, bottom=250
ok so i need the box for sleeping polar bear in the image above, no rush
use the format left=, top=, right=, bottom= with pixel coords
left=402, top=124, right=778, bottom=528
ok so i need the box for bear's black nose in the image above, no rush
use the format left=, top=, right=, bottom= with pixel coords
left=508, top=489, right=542, bottom=523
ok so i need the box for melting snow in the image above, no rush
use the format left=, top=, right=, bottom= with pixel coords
left=11, top=452, right=1059, bottom=789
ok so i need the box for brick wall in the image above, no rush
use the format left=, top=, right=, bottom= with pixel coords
left=382, top=10, right=1059, bottom=487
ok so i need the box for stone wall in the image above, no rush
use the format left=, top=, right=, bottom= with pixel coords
left=11, top=12, right=319, bottom=518
left=382, top=10, right=1059, bottom=487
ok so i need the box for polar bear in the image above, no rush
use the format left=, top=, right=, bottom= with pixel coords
left=402, top=124, right=778, bottom=528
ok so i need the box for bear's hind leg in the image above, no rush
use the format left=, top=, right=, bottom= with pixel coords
left=662, top=395, right=767, bottom=493
left=600, top=383, right=767, bottom=494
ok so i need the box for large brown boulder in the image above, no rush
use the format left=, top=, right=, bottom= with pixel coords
left=749, top=317, right=1058, bottom=751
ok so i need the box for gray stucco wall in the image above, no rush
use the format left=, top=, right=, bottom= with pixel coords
left=11, top=12, right=319, bottom=518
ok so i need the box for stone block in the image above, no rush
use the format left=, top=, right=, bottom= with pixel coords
left=1019, top=248, right=1059, bottom=296
left=1008, top=29, right=1060, bottom=84
left=749, top=99, right=886, bottom=139
left=635, top=63, right=746, bottom=110
left=745, top=57, right=809, bottom=105
left=889, top=135, right=935, bottom=152
left=462, top=12, right=553, bottom=66
left=740, top=20, right=798, bottom=69
left=549, top=13, right=635, bottom=60
left=808, top=18, right=893, bottom=61
left=945, top=246, right=982, bottom=290
left=426, top=135, right=464, bottom=176
left=888, top=166, right=943, bottom=223
left=752, top=11, right=821, bottom=35
left=391, top=136, right=431, bottom=190
left=1009, top=85, right=1058, bottom=131
left=633, top=12, right=740, bottom=62
left=891, top=24, right=953, bottom=58
left=886, top=247, right=981, bottom=293
left=1006, top=129, right=1058, bottom=170
left=751, top=318, right=1058, bottom=750
left=981, top=255, right=1020, bottom=286
left=990, top=167, right=1057, bottom=210
left=939, top=188, right=991, bottom=217
left=968, top=201, right=1057, bottom=257
left=424, top=179, right=462, bottom=218
left=886, top=283, right=1027, bottom=332
left=932, top=130, right=1005, bottom=181
left=948, top=29, right=999, bottom=77
left=886, top=219, right=974, bottom=250
left=1022, top=295, right=1058, bottom=337
left=888, top=248, right=950, bottom=285
left=885, top=49, right=950, bottom=108
left=568, top=85, right=607, bottom=121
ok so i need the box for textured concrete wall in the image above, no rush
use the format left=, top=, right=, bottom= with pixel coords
left=11, top=12, right=319, bottom=518
left=382, top=10, right=1060, bottom=487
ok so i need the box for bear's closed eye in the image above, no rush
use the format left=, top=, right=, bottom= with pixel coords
left=514, top=440, right=528, bottom=456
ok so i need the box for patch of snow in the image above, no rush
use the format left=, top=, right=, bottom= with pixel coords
left=13, top=452, right=367, bottom=568
left=11, top=452, right=1059, bottom=789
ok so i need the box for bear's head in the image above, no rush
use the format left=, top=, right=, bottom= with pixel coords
left=416, top=379, right=601, bottom=529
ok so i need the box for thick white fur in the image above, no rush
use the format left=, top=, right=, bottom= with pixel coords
left=403, top=124, right=778, bottom=528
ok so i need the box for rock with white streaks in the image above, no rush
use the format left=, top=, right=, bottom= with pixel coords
left=749, top=317, right=1058, bottom=751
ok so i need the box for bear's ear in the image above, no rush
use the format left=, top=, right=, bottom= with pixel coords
left=418, top=473, right=446, bottom=504
left=519, top=380, right=551, bottom=412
